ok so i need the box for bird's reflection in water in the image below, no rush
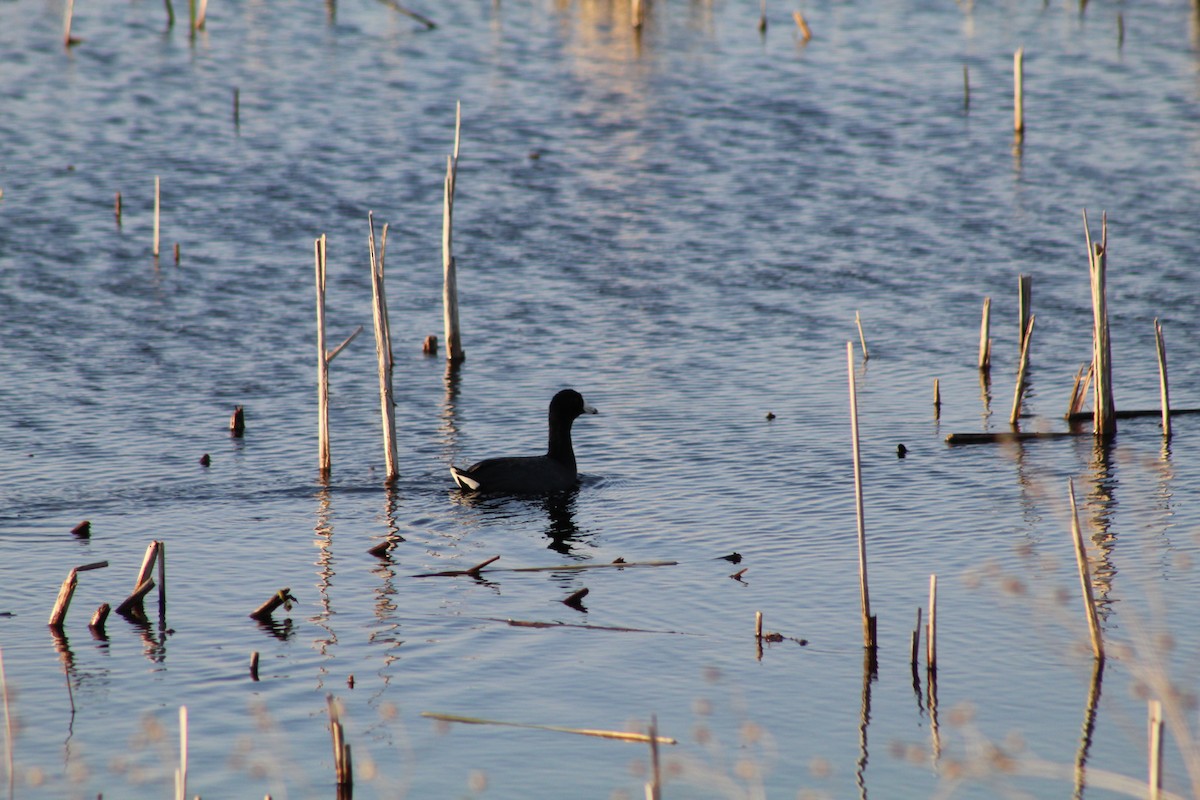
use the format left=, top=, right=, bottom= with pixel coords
left=451, top=487, right=589, bottom=556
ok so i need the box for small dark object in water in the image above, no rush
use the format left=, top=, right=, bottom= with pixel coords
left=765, top=411, right=775, bottom=420
left=199, top=454, right=211, bottom=467
left=896, top=443, right=908, bottom=458
left=764, top=632, right=784, bottom=643
left=423, top=334, right=438, bottom=355
left=229, top=405, right=245, bottom=437
left=562, top=587, right=589, bottom=611
left=528, top=150, right=542, bottom=160
left=450, top=389, right=598, bottom=494
left=719, top=552, right=742, bottom=564
left=72, top=520, right=91, bottom=538
left=730, top=568, right=748, bottom=582
left=347, top=674, right=355, bottom=689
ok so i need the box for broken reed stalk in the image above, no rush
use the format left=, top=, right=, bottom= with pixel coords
left=978, top=296, right=992, bottom=371
left=1066, top=361, right=1093, bottom=418
left=135, top=541, right=160, bottom=589
left=368, top=213, right=399, bottom=482
left=1009, top=314, right=1036, bottom=426
left=846, top=342, right=876, bottom=649
left=420, top=712, right=677, bottom=744
left=114, top=191, right=122, bottom=225
left=933, top=378, right=941, bottom=416
left=233, top=88, right=239, bottom=125
left=163, top=0, right=174, bottom=27
left=1149, top=700, right=1164, bottom=800
left=327, top=695, right=353, bottom=788
left=1067, top=479, right=1105, bottom=660
left=62, top=0, right=79, bottom=46
left=1085, top=210, right=1116, bottom=438
left=315, top=234, right=331, bottom=475
left=855, top=311, right=870, bottom=361
left=115, top=578, right=155, bottom=618
left=757, top=0, right=766, bottom=32
left=89, top=603, right=110, bottom=635
left=442, top=103, right=465, bottom=363
left=175, top=706, right=188, bottom=800
left=1155, top=319, right=1171, bottom=438
left=153, top=176, right=161, bottom=258
left=631, top=0, right=645, bottom=29
left=250, top=588, right=296, bottom=621
left=48, top=561, right=108, bottom=628
left=963, top=64, right=970, bottom=111
left=0, top=648, right=13, bottom=793
left=249, top=651, right=260, bottom=681
left=1013, top=47, right=1025, bottom=136
left=195, top=0, right=207, bottom=29
left=793, top=10, right=812, bottom=40
left=157, top=540, right=167, bottom=615
left=926, top=575, right=937, bottom=673
left=911, top=607, right=922, bottom=670
left=1018, top=274, right=1032, bottom=354
left=646, top=714, right=661, bottom=800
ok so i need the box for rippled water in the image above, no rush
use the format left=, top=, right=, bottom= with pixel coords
left=2, top=0, right=1200, bottom=797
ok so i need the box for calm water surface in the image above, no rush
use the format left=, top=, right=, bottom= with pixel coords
left=2, top=0, right=1200, bottom=797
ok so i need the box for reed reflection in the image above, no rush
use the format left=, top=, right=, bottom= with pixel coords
left=1072, top=658, right=1105, bottom=800
left=1084, top=439, right=1118, bottom=616
left=312, top=486, right=337, bottom=657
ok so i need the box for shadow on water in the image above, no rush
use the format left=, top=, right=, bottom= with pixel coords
left=451, top=487, right=589, bottom=556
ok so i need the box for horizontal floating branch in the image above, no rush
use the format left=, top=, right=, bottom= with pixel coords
left=946, top=430, right=1079, bottom=445
left=420, top=712, right=677, bottom=744
left=412, top=557, right=677, bottom=578
left=1065, top=408, right=1200, bottom=423
left=249, top=588, right=297, bottom=621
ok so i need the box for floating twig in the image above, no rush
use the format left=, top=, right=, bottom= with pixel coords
left=421, top=712, right=676, bottom=744
left=412, top=557, right=676, bottom=578
left=946, top=430, right=1078, bottom=445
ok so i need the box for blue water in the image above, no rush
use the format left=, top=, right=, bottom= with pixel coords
left=2, top=0, right=1200, bottom=797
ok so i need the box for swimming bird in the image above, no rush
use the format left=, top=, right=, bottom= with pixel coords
left=450, top=389, right=598, bottom=494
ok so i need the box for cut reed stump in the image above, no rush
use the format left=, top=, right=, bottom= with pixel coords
left=315, top=234, right=330, bottom=474
left=71, top=520, right=91, bottom=538
left=926, top=575, right=937, bottom=674
left=1013, top=47, right=1025, bottom=137
left=1085, top=210, right=1116, bottom=438
left=1155, top=319, right=1171, bottom=438
left=250, top=588, right=297, bottom=622
left=230, top=405, right=245, bottom=437
left=48, top=561, right=109, bottom=629
left=89, top=603, right=110, bottom=637
left=1008, top=314, right=1035, bottom=426
left=327, top=695, right=353, bottom=789
left=368, top=213, right=399, bottom=482
left=978, top=296, right=992, bottom=371
left=153, top=176, right=161, bottom=258
left=442, top=104, right=465, bottom=363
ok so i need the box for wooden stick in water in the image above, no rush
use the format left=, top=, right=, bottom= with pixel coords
left=250, top=651, right=260, bottom=681
left=793, top=10, right=812, bottom=40
left=1017, top=275, right=1032, bottom=354
left=1155, top=318, right=1171, bottom=438
left=315, top=235, right=330, bottom=475
left=926, top=575, right=937, bottom=673
left=911, top=607, right=922, bottom=670
left=978, top=296, right=991, bottom=371
left=114, top=192, right=122, bottom=226
left=327, top=695, right=353, bottom=787
left=847, top=342, right=876, bottom=649
left=757, top=0, right=767, bottom=32
left=1068, top=479, right=1104, bottom=660
left=153, top=176, right=161, bottom=258
left=442, top=104, right=465, bottom=363
left=1085, top=210, right=1116, bottom=438
left=175, top=706, right=188, bottom=800
left=135, top=541, right=160, bottom=590
left=368, top=213, right=398, bottom=481
left=963, top=64, right=970, bottom=111
left=89, top=603, right=110, bottom=635
left=933, top=378, right=941, bottom=416
left=855, top=311, right=870, bottom=361
left=49, top=569, right=79, bottom=629
left=646, top=714, right=662, bottom=800
left=163, top=0, right=175, bottom=27
left=1149, top=700, right=1164, bottom=800
left=1013, top=47, right=1025, bottom=136
left=157, top=541, right=167, bottom=616
left=63, top=0, right=80, bottom=46
left=250, top=588, right=296, bottom=621
left=233, top=88, right=239, bottom=125
left=420, top=712, right=677, bottom=744
left=1009, top=314, right=1035, bottom=426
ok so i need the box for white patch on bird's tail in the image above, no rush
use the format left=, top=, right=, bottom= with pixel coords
left=450, top=466, right=480, bottom=491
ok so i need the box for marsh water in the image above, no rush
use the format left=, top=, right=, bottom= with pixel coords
left=3, top=0, right=1200, bottom=797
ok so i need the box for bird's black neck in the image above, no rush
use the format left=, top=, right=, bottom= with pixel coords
left=547, top=419, right=576, bottom=468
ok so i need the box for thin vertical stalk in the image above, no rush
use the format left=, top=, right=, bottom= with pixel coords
left=978, top=296, right=991, bottom=371
left=1013, top=47, right=1025, bottom=136
left=442, top=103, right=465, bottom=363
left=315, top=235, right=331, bottom=475
left=1154, top=318, right=1171, bottom=439
left=1068, top=479, right=1105, bottom=660
left=963, top=64, right=970, bottom=111
left=153, top=176, right=161, bottom=258
left=368, top=214, right=398, bottom=482
left=847, top=342, right=875, bottom=649
left=926, top=575, right=937, bottom=673
left=1149, top=700, right=1164, bottom=800
left=1085, top=210, right=1116, bottom=438
left=1, top=648, right=13, bottom=800
left=175, top=706, right=188, bottom=800
left=1018, top=274, right=1032, bottom=354
left=855, top=311, right=870, bottom=361
left=1009, top=314, right=1035, bottom=427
